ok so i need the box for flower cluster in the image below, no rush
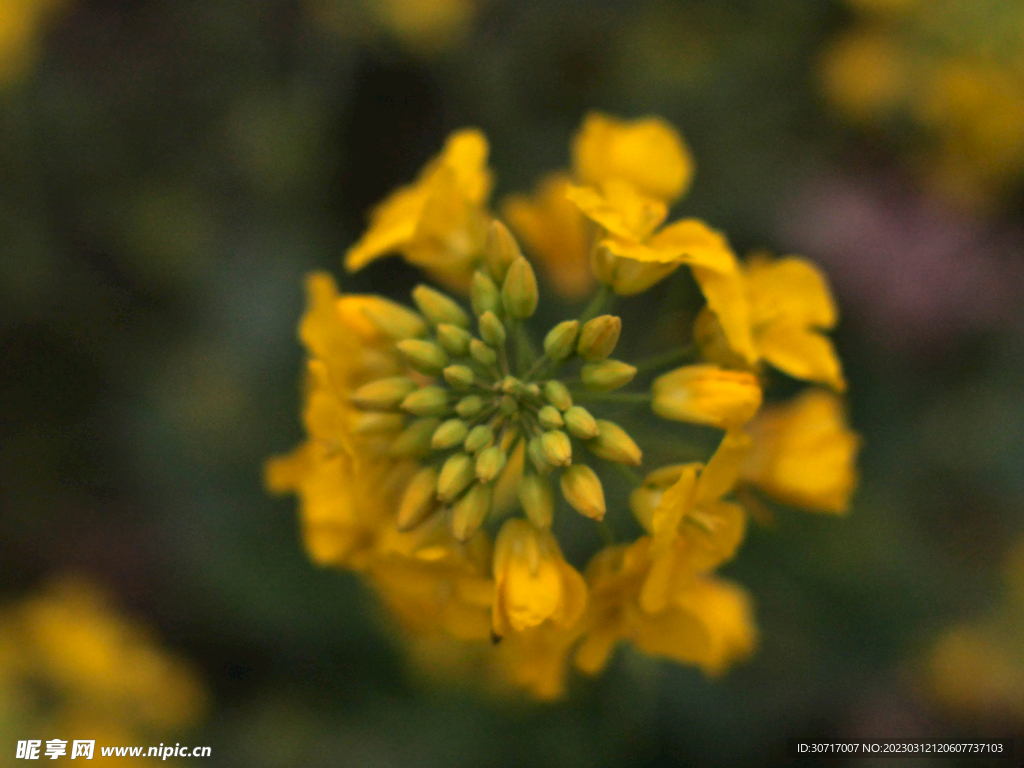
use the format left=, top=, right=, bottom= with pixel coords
left=267, top=113, right=859, bottom=698
left=820, top=0, right=1024, bottom=207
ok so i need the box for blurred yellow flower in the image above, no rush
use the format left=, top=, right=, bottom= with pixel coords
left=345, top=129, right=493, bottom=289
left=0, top=0, right=66, bottom=85
left=652, top=364, right=762, bottom=429
left=740, top=389, right=859, bottom=514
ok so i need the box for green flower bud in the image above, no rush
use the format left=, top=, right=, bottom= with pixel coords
left=431, top=418, right=469, bottom=450
left=469, top=339, right=497, bottom=367
left=544, top=380, right=573, bottom=411
left=436, top=323, right=473, bottom=357
left=352, top=412, right=405, bottom=434
left=588, top=420, right=643, bottom=465
left=396, top=339, right=448, bottom=375
left=478, top=311, right=506, bottom=347
left=500, top=376, right=524, bottom=395
left=543, top=320, right=579, bottom=361
left=389, top=417, right=441, bottom=456
left=581, top=359, right=637, bottom=391
left=560, top=464, right=606, bottom=520
left=541, top=430, right=572, bottom=467
left=361, top=300, right=426, bottom=340
left=443, top=365, right=476, bottom=390
left=437, top=452, right=476, bottom=502
left=471, top=271, right=501, bottom=317
left=501, top=257, right=539, bottom=318
left=475, top=445, right=507, bottom=482
left=450, top=482, right=492, bottom=540
left=499, top=394, right=518, bottom=416
left=519, top=474, right=553, bottom=529
left=537, top=405, right=564, bottom=430
left=351, top=376, right=418, bottom=410
left=397, top=467, right=439, bottom=530
left=455, top=395, right=484, bottom=418
left=485, top=219, right=523, bottom=283
left=401, top=386, right=450, bottom=416
left=412, top=284, right=470, bottom=328
left=577, top=315, right=622, bottom=361
left=528, top=436, right=552, bottom=474
left=525, top=383, right=541, bottom=398
left=464, top=424, right=494, bottom=453
left=563, top=405, right=599, bottom=439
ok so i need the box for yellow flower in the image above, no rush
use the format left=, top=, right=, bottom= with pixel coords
left=696, top=254, right=846, bottom=390
left=740, top=389, right=859, bottom=514
left=575, top=538, right=756, bottom=676
left=501, top=173, right=595, bottom=299
left=634, top=431, right=751, bottom=614
left=571, top=112, right=694, bottom=203
left=491, top=518, right=587, bottom=638
left=492, top=622, right=584, bottom=700
left=345, top=129, right=493, bottom=288
left=652, top=364, right=762, bottom=429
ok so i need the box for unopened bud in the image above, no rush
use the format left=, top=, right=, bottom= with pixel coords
left=436, top=323, right=473, bottom=357
left=471, top=271, right=501, bottom=317
left=469, top=339, right=497, bottom=367
left=361, top=299, right=426, bottom=340
left=563, top=405, right=599, bottom=439
left=412, top=284, right=470, bottom=328
left=485, top=220, right=522, bottom=282
left=455, top=395, right=484, bottom=418
left=401, top=386, right=450, bottom=416
left=351, top=376, right=418, bottom=410
left=389, top=417, right=441, bottom=456
left=501, top=257, right=539, bottom=318
left=397, top=467, right=439, bottom=530
left=543, top=380, right=573, bottom=411
left=540, top=430, right=572, bottom=467
left=478, top=311, right=506, bottom=347
left=588, top=420, right=642, bottom=465
left=537, top=405, right=564, bottom=429
left=519, top=474, right=553, bottom=528
left=581, top=359, right=637, bottom=391
left=464, top=424, right=494, bottom=453
left=560, top=464, right=606, bottom=520
left=528, top=436, right=552, bottom=474
left=543, top=320, right=579, bottom=361
left=443, top=365, right=476, bottom=390
left=476, top=445, right=507, bottom=482
left=396, top=339, right=448, bottom=375
left=450, top=482, right=492, bottom=540
left=437, top=452, right=476, bottom=501
left=577, top=315, right=621, bottom=361
left=499, top=394, right=518, bottom=416
left=352, top=412, right=404, bottom=434
left=431, top=418, right=469, bottom=450
left=651, top=364, right=762, bottom=428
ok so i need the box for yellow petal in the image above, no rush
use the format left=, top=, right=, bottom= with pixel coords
left=695, top=430, right=752, bottom=505
left=756, top=321, right=846, bottom=391
left=602, top=219, right=734, bottom=271
left=571, top=112, right=694, bottom=202
left=345, top=186, right=427, bottom=270
left=649, top=464, right=700, bottom=542
left=691, top=264, right=758, bottom=364
left=652, top=364, right=762, bottom=429
left=566, top=181, right=667, bottom=241
left=746, top=255, right=838, bottom=329
left=669, top=577, right=757, bottom=675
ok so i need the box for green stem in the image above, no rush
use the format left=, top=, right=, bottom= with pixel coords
left=632, top=344, right=697, bottom=376
left=609, top=461, right=642, bottom=487
left=570, top=391, right=651, bottom=405
left=595, top=518, right=617, bottom=545
left=579, top=284, right=614, bottom=324
left=511, top=319, right=538, bottom=374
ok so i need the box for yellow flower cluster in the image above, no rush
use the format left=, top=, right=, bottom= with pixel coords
left=268, top=114, right=859, bottom=698
left=821, top=0, right=1024, bottom=206
left=0, top=578, right=207, bottom=758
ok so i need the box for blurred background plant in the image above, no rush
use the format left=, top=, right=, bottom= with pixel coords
left=2, top=0, right=1023, bottom=765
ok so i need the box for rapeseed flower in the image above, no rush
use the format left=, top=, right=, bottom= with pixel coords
left=268, top=114, right=858, bottom=698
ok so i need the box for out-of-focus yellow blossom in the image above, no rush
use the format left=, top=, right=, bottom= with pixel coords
left=575, top=537, right=756, bottom=677
left=822, top=0, right=1024, bottom=206
left=571, top=112, right=694, bottom=203
left=0, top=578, right=206, bottom=757
left=696, top=254, right=845, bottom=391
left=740, top=389, right=859, bottom=514
left=345, top=129, right=493, bottom=289
left=652, top=364, right=762, bottom=429
left=0, top=0, right=66, bottom=86
left=492, top=518, right=587, bottom=638
left=370, top=0, right=476, bottom=53
left=270, top=116, right=854, bottom=699
left=502, top=173, right=595, bottom=300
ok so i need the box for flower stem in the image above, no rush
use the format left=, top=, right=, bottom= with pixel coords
left=632, top=344, right=697, bottom=376
left=570, top=391, right=651, bottom=405
left=579, top=284, right=614, bottom=324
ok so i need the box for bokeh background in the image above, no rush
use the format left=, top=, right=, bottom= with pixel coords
left=3, top=0, right=1024, bottom=765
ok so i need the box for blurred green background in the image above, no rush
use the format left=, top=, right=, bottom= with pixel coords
left=3, top=0, right=1024, bottom=765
